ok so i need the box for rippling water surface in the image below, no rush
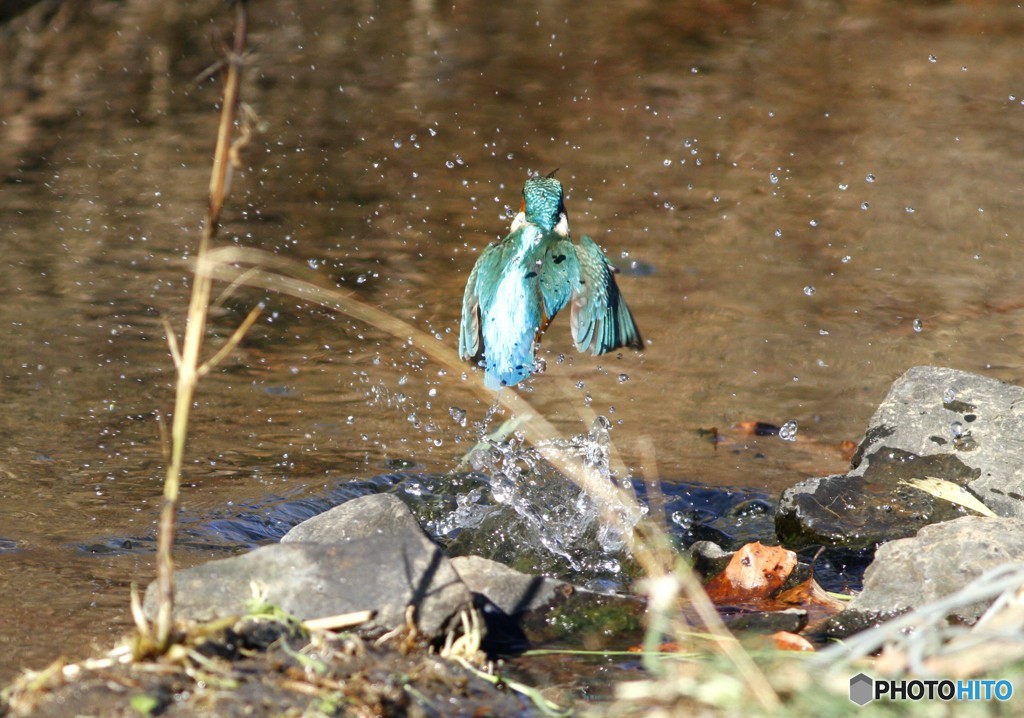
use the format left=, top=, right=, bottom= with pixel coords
left=3, top=0, right=1024, bottom=681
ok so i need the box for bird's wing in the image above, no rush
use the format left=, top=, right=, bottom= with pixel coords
left=459, top=241, right=503, bottom=361
left=536, top=235, right=581, bottom=325
left=570, top=235, right=644, bottom=355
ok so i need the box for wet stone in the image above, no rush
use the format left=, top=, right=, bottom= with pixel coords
left=776, top=366, right=1024, bottom=550
left=451, top=555, right=645, bottom=653
left=850, top=366, right=1024, bottom=518
left=824, top=516, right=1024, bottom=636
left=280, top=492, right=422, bottom=543
left=776, top=450, right=975, bottom=550
left=688, top=540, right=734, bottom=579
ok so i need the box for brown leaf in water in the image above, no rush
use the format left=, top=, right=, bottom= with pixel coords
left=837, top=440, right=857, bottom=461
left=771, top=631, right=815, bottom=652
left=704, top=542, right=798, bottom=603
left=776, top=577, right=846, bottom=612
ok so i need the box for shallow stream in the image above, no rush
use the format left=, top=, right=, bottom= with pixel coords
left=3, top=0, right=1024, bottom=683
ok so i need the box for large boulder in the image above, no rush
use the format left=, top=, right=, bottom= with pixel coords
left=777, top=366, right=1024, bottom=549
left=145, top=494, right=472, bottom=640
left=826, top=516, right=1024, bottom=634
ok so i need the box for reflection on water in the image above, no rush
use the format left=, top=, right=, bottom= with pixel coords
left=4, top=0, right=1024, bottom=681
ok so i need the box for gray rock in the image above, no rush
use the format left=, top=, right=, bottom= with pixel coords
left=776, top=366, right=1021, bottom=549
left=450, top=555, right=572, bottom=616
left=450, top=554, right=645, bottom=650
left=776, top=452, right=974, bottom=549
left=282, top=492, right=422, bottom=543
left=688, top=540, right=735, bottom=579
left=851, top=366, right=1024, bottom=517
left=827, top=516, right=1024, bottom=634
left=144, top=531, right=471, bottom=640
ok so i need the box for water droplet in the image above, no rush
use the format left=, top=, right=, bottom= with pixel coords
left=819, top=329, right=829, bottom=336
left=928, top=54, right=938, bottom=63
left=950, top=421, right=963, bottom=438
left=779, top=420, right=798, bottom=442
left=712, top=195, right=720, bottom=203
left=575, top=381, right=585, bottom=389
left=809, top=219, right=818, bottom=227
left=803, top=285, right=816, bottom=296
left=393, top=139, right=403, bottom=149
left=445, top=160, right=455, bottom=169
left=449, top=407, right=467, bottom=426
left=774, top=228, right=783, bottom=238
left=905, top=207, right=916, bottom=214
left=663, top=159, right=672, bottom=167
left=618, top=373, right=629, bottom=384
left=769, top=172, right=779, bottom=184
left=860, top=202, right=870, bottom=211
left=583, top=393, right=593, bottom=406
left=428, top=127, right=437, bottom=137
left=866, top=173, right=876, bottom=183
left=428, top=387, right=437, bottom=397
left=841, top=255, right=852, bottom=263
left=838, top=183, right=848, bottom=191
left=913, top=318, right=923, bottom=332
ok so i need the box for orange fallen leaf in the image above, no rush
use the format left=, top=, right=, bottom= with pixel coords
left=837, top=440, right=857, bottom=461
left=772, top=631, right=814, bottom=651
left=776, top=577, right=845, bottom=611
left=704, top=542, right=798, bottom=603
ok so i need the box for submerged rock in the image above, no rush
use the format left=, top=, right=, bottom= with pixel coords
left=145, top=495, right=472, bottom=641
left=776, top=366, right=1021, bottom=549
left=451, top=555, right=645, bottom=651
left=824, top=516, right=1024, bottom=635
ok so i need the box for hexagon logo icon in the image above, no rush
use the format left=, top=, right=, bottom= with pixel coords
left=849, top=673, right=874, bottom=706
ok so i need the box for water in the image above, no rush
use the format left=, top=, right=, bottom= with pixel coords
left=4, top=0, right=1024, bottom=682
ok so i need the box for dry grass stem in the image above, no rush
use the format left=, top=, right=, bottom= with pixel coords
left=154, top=0, right=251, bottom=652
left=302, top=611, right=375, bottom=632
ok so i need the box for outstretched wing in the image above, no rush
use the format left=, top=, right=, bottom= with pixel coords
left=459, top=241, right=503, bottom=362
left=570, top=235, right=644, bottom=355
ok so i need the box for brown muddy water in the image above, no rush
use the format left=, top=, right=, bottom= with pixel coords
left=3, top=0, right=1024, bottom=685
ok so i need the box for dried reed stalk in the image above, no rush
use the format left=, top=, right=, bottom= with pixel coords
left=152, top=0, right=250, bottom=652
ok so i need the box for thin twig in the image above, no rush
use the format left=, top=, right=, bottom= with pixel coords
left=161, top=315, right=182, bottom=368
left=153, top=0, right=249, bottom=653
left=197, top=303, right=264, bottom=377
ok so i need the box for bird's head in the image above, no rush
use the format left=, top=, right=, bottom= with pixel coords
left=520, top=175, right=568, bottom=236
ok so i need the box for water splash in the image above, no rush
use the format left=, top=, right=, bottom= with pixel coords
left=411, top=416, right=645, bottom=584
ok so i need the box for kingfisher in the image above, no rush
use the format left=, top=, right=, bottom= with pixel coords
left=459, top=173, right=643, bottom=389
